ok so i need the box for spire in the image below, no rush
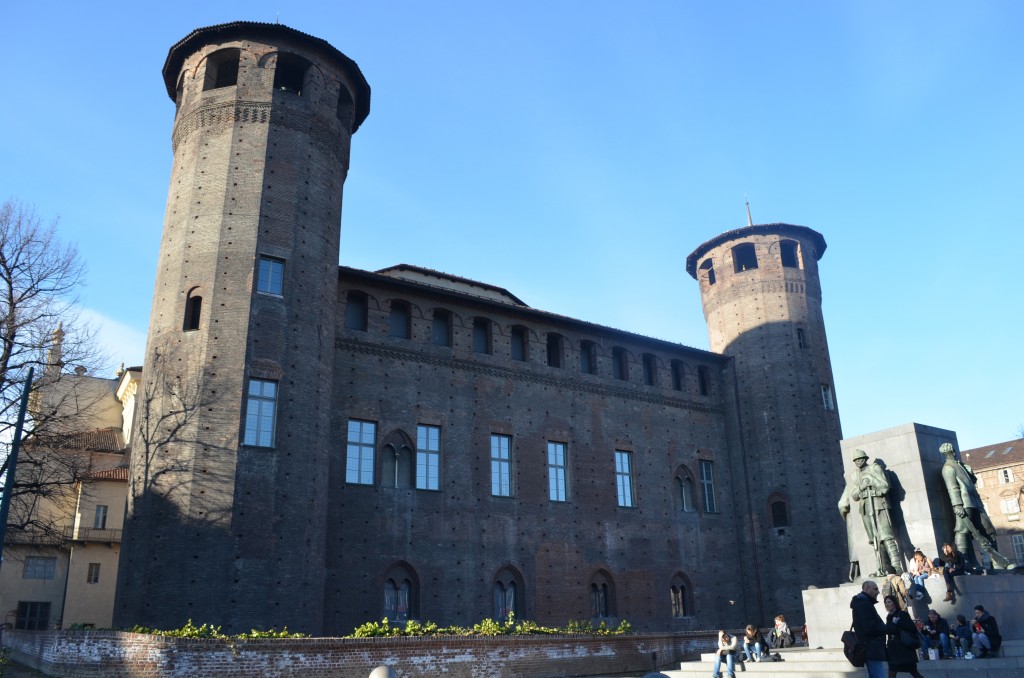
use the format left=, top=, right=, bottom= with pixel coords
left=745, top=196, right=753, bottom=227
left=46, top=322, right=65, bottom=377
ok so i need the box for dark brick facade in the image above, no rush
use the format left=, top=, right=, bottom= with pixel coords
left=117, top=22, right=847, bottom=637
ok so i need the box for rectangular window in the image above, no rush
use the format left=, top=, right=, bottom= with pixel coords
left=580, top=340, right=596, bottom=374
left=999, top=468, right=1014, bottom=484
left=432, top=309, right=451, bottom=347
left=1013, top=534, right=1024, bottom=566
left=699, top=460, right=717, bottom=513
left=94, top=505, right=108, bottom=530
left=697, top=365, right=710, bottom=396
left=511, top=326, right=527, bottom=361
left=15, top=602, right=50, bottom=630
left=87, top=563, right=101, bottom=584
left=23, top=557, right=56, bottom=580
left=491, top=434, right=512, bottom=497
left=548, top=442, right=567, bottom=502
left=243, top=379, right=277, bottom=447
left=416, top=425, right=440, bottom=490
left=671, top=360, right=683, bottom=391
left=612, top=347, right=628, bottom=380
left=346, top=419, right=376, bottom=485
left=473, top=318, right=491, bottom=354
left=797, top=328, right=808, bottom=349
left=1001, top=497, right=1020, bottom=515
left=615, top=450, right=635, bottom=508
left=256, top=256, right=284, bottom=295
left=821, top=384, right=835, bottom=411
left=642, top=353, right=656, bottom=386
left=389, top=300, right=411, bottom=339
left=546, top=334, right=562, bottom=368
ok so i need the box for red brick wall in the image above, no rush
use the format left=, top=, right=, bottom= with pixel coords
left=2, top=630, right=712, bottom=677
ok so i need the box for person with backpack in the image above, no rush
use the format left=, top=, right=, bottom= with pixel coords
left=881, top=573, right=909, bottom=611
left=883, top=594, right=924, bottom=678
left=851, top=580, right=887, bottom=678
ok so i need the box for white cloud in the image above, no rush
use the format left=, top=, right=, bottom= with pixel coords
left=78, top=308, right=147, bottom=372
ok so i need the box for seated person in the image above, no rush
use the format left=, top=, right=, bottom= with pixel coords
left=767, top=615, right=793, bottom=649
left=742, top=624, right=768, bottom=662
left=712, top=630, right=738, bottom=678
left=908, top=550, right=933, bottom=588
left=939, top=543, right=965, bottom=602
left=951, top=615, right=972, bottom=656
left=918, top=609, right=952, bottom=658
left=972, top=605, right=1002, bottom=658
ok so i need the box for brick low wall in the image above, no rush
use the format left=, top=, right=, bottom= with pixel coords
left=1, top=630, right=714, bottom=677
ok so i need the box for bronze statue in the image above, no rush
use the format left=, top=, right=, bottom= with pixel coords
left=839, top=449, right=904, bottom=577
left=939, top=443, right=1012, bottom=570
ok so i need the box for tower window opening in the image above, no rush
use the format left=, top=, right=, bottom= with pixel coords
left=779, top=239, right=801, bottom=268
left=670, top=360, right=684, bottom=392
left=345, top=291, right=368, bottom=331
left=796, top=328, right=808, bottom=349
left=183, top=290, right=202, bottom=331
left=821, top=384, right=835, bottom=411
left=580, top=340, right=597, bottom=374
left=256, top=256, right=284, bottom=295
left=510, top=325, right=528, bottom=361
left=641, top=353, right=657, bottom=386
left=699, top=258, right=716, bottom=286
left=432, top=309, right=451, bottom=347
left=611, top=347, right=628, bottom=381
left=273, top=53, right=311, bottom=95
left=546, top=333, right=563, bottom=368
left=203, top=48, right=240, bottom=91
left=697, top=365, right=710, bottom=396
left=732, top=243, right=758, bottom=272
left=473, top=318, right=492, bottom=354
left=337, top=84, right=355, bottom=126
left=389, top=300, right=411, bottom=339
left=770, top=499, right=790, bottom=527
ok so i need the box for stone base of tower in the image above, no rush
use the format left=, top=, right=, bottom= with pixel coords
left=803, top=574, right=1024, bottom=648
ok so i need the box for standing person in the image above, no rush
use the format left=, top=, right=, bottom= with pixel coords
left=839, top=450, right=904, bottom=575
left=939, top=543, right=965, bottom=602
left=951, top=615, right=973, bottom=657
left=919, top=609, right=952, bottom=659
left=971, top=605, right=1002, bottom=658
left=883, top=595, right=924, bottom=678
left=768, top=614, right=794, bottom=649
left=711, top=629, right=738, bottom=678
left=851, top=580, right=888, bottom=678
left=742, top=624, right=768, bottom=662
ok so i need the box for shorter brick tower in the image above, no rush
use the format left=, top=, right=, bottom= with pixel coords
left=115, top=22, right=369, bottom=633
left=686, top=223, right=846, bottom=619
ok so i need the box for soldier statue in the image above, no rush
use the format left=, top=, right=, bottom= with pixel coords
left=939, top=442, right=1012, bottom=570
left=839, top=449, right=904, bottom=577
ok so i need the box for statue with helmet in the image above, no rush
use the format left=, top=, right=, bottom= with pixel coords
left=939, top=442, right=1013, bottom=570
left=839, top=448, right=904, bottom=579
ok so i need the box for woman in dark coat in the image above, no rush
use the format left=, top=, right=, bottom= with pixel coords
left=883, top=594, right=924, bottom=678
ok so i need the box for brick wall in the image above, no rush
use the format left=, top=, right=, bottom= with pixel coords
left=2, top=630, right=712, bottom=678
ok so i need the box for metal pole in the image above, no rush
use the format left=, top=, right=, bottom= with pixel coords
left=0, top=366, right=35, bottom=573
left=865, top=485, right=883, bottom=576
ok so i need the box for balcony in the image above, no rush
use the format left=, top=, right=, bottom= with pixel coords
left=64, top=526, right=122, bottom=544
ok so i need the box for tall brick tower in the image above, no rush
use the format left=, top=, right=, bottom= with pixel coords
left=686, top=223, right=846, bottom=619
left=115, top=22, right=369, bottom=633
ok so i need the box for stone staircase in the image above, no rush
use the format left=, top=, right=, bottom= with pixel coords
left=659, top=639, right=1024, bottom=677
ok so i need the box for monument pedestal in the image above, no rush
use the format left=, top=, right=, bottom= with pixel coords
left=803, top=574, right=1024, bottom=649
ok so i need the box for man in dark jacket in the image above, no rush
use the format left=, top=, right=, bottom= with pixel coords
left=920, top=609, right=952, bottom=658
left=972, top=605, right=1002, bottom=657
left=851, top=580, right=886, bottom=678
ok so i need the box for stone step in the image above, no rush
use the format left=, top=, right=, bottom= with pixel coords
left=662, top=642, right=1024, bottom=678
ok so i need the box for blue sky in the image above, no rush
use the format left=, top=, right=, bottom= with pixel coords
left=1, top=1, right=1021, bottom=450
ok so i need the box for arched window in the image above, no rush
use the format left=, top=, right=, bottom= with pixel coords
left=611, top=347, right=628, bottom=381
left=183, top=288, right=202, bottom=331
left=493, top=567, right=523, bottom=621
left=673, top=466, right=697, bottom=513
left=432, top=309, right=452, bottom=347
left=389, top=300, right=411, bottom=339
left=344, top=291, right=368, bottom=331
left=589, top=570, right=616, bottom=619
left=203, top=48, right=240, bottom=90
left=699, top=258, right=716, bottom=286
left=779, top=239, right=801, bottom=269
left=670, top=572, right=693, bottom=618
left=768, top=493, right=791, bottom=530
left=732, top=243, right=758, bottom=272
left=382, top=562, right=419, bottom=622
left=337, top=84, right=355, bottom=127
left=381, top=439, right=415, bottom=489
left=697, top=365, right=710, bottom=396
left=273, top=53, right=312, bottom=95
left=510, top=325, right=528, bottom=361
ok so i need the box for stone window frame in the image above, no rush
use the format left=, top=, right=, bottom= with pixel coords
left=490, top=434, right=512, bottom=497
left=345, top=419, right=377, bottom=485
left=87, top=563, right=101, bottom=585
left=547, top=441, right=568, bottom=502
left=415, top=424, right=440, bottom=491
left=673, top=465, right=697, bottom=513
left=589, top=569, right=616, bottom=619
left=492, top=566, right=524, bottom=621
left=670, top=572, right=694, bottom=618
left=256, top=256, right=285, bottom=296
left=243, top=378, right=277, bottom=448
left=699, top=459, right=718, bottom=513
left=614, top=450, right=635, bottom=508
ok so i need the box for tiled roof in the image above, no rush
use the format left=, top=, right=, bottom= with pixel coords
left=81, top=466, right=129, bottom=482
left=28, top=428, right=124, bottom=453
left=961, top=438, right=1024, bottom=470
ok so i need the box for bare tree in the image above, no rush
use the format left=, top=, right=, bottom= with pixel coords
left=0, top=199, right=108, bottom=541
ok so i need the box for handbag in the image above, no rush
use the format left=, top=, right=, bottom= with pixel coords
left=841, top=627, right=866, bottom=667
left=900, top=628, right=921, bottom=649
